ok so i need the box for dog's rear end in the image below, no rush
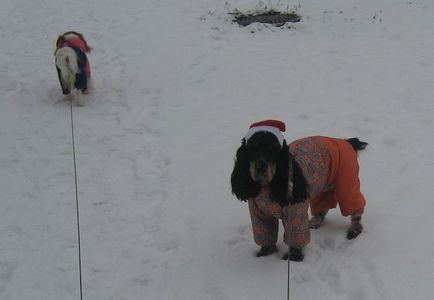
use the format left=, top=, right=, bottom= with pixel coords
left=55, top=47, right=82, bottom=106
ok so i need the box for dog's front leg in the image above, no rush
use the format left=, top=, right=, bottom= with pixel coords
left=347, top=215, right=363, bottom=239
left=282, top=202, right=310, bottom=261
left=256, top=245, right=278, bottom=257
left=282, top=247, right=304, bottom=261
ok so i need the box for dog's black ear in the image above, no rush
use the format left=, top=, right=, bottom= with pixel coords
left=231, top=139, right=261, bottom=201
left=291, top=157, right=309, bottom=204
left=270, top=141, right=289, bottom=206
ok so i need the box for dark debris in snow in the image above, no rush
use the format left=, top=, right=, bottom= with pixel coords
left=232, top=10, right=301, bottom=27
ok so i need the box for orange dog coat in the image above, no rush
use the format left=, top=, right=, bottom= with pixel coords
left=290, top=136, right=366, bottom=217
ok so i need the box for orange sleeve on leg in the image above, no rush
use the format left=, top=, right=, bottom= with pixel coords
left=309, top=190, right=338, bottom=216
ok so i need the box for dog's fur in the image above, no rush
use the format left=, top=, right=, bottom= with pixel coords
left=55, top=47, right=82, bottom=106
left=231, top=132, right=367, bottom=260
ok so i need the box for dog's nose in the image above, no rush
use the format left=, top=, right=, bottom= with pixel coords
left=255, top=160, right=267, bottom=174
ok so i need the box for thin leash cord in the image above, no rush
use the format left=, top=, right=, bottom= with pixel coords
left=287, top=245, right=290, bottom=300
left=70, top=100, right=83, bottom=300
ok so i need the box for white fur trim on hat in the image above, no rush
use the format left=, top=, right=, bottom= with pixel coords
left=245, top=125, right=285, bottom=146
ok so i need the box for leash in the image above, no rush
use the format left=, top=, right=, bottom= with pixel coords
left=287, top=245, right=291, bottom=300
left=286, top=195, right=293, bottom=300
left=70, top=99, right=83, bottom=300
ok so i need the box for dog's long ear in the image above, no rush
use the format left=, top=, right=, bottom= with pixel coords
left=291, top=157, right=309, bottom=204
left=231, top=139, right=260, bottom=201
left=270, top=141, right=289, bottom=206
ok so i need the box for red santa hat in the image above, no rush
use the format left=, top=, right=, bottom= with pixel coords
left=245, top=120, right=286, bottom=146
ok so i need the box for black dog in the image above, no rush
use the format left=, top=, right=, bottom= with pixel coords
left=231, top=120, right=308, bottom=261
left=231, top=131, right=308, bottom=206
left=231, top=120, right=368, bottom=261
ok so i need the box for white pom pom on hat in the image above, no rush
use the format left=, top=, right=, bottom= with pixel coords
left=245, top=120, right=286, bottom=146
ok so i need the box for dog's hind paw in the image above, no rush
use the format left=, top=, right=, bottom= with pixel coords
left=309, top=219, right=322, bottom=229
left=346, top=223, right=363, bottom=240
left=309, top=211, right=328, bottom=229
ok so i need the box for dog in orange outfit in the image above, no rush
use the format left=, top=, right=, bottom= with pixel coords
left=231, top=120, right=368, bottom=261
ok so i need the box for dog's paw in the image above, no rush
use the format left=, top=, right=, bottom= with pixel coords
left=309, top=211, right=327, bottom=229
left=309, top=219, right=322, bottom=229
left=256, top=245, right=277, bottom=257
left=346, top=222, right=363, bottom=240
left=282, top=247, right=304, bottom=261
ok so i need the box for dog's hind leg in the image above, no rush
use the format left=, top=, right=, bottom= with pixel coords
left=83, top=77, right=91, bottom=94
left=309, top=210, right=328, bottom=229
left=347, top=215, right=363, bottom=239
left=56, top=67, right=70, bottom=95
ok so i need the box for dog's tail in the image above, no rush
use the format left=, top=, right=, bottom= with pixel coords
left=346, top=137, right=368, bottom=152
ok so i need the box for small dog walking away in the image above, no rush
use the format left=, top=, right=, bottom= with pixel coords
left=231, top=120, right=368, bottom=261
left=54, top=31, right=92, bottom=106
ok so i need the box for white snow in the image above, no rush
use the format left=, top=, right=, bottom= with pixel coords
left=1, top=0, right=434, bottom=299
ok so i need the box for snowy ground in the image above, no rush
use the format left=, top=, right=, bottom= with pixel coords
left=1, top=0, right=434, bottom=299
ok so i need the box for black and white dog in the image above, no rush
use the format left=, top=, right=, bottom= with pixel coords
left=54, top=31, right=91, bottom=106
